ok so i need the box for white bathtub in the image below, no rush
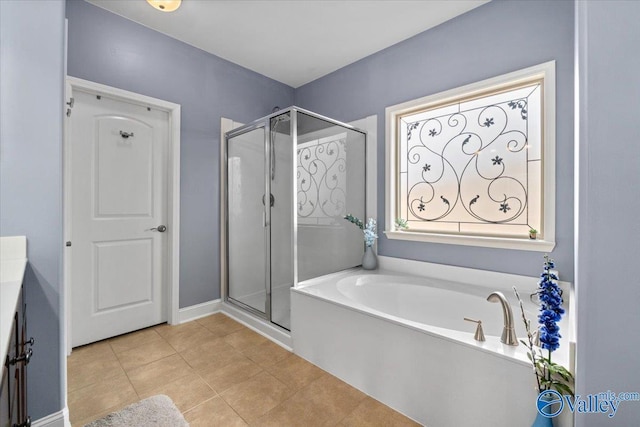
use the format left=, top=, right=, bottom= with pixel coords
left=291, top=260, right=573, bottom=427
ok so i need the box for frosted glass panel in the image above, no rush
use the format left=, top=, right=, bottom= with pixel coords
left=297, top=112, right=366, bottom=282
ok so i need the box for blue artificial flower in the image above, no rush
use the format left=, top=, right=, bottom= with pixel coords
left=538, top=255, right=565, bottom=352
left=363, top=218, right=378, bottom=247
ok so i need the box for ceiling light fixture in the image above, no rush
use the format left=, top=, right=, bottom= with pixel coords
left=146, top=0, right=182, bottom=13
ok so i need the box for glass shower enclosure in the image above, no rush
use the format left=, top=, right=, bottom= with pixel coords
left=224, top=107, right=366, bottom=330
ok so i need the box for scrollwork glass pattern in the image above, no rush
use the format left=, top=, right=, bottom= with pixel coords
left=297, top=132, right=347, bottom=225
left=398, top=82, right=543, bottom=238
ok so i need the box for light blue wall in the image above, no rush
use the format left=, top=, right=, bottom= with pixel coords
left=295, top=0, right=576, bottom=281
left=65, top=0, right=294, bottom=307
left=575, top=1, right=640, bottom=425
left=0, top=0, right=66, bottom=419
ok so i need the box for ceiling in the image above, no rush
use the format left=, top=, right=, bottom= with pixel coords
left=86, top=0, right=489, bottom=88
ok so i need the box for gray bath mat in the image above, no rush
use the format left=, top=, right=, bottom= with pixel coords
left=84, top=395, right=189, bottom=427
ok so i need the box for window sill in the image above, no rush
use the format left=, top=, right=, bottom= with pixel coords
left=384, top=230, right=555, bottom=252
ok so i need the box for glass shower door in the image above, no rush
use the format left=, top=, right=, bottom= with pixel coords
left=227, top=125, right=268, bottom=316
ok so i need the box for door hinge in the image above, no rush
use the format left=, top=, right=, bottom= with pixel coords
left=66, top=97, right=74, bottom=117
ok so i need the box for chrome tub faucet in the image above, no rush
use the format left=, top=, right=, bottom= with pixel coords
left=486, top=291, right=519, bottom=346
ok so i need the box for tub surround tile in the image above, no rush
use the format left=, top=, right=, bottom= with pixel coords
left=127, top=353, right=194, bottom=395
left=338, top=397, right=421, bottom=426
left=184, top=396, right=248, bottom=427
left=137, top=373, right=217, bottom=413
left=117, top=339, right=176, bottom=372
left=265, top=354, right=326, bottom=391
left=220, top=371, right=293, bottom=423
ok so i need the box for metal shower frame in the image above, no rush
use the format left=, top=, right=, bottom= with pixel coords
left=222, top=106, right=367, bottom=329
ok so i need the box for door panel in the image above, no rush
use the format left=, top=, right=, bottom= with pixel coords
left=227, top=126, right=267, bottom=315
left=71, top=90, right=168, bottom=347
left=94, top=239, right=153, bottom=311
left=95, top=117, right=153, bottom=217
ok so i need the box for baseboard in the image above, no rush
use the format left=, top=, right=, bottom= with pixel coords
left=178, top=299, right=221, bottom=323
left=32, top=407, right=69, bottom=427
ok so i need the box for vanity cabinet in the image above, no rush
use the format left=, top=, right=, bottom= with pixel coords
left=1, top=283, right=32, bottom=427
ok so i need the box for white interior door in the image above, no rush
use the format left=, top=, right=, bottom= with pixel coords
left=70, top=90, right=169, bottom=347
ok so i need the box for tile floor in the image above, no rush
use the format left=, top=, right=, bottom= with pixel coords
left=67, top=313, right=420, bottom=426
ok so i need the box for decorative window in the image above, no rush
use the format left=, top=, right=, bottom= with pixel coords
left=385, top=62, right=555, bottom=251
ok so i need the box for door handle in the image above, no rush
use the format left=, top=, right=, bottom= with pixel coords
left=150, top=225, right=167, bottom=232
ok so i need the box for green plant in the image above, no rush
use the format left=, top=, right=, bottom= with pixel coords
left=395, top=218, right=409, bottom=230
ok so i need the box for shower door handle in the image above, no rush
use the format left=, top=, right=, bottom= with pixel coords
left=262, top=193, right=275, bottom=207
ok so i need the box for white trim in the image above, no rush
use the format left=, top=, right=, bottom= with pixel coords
left=385, top=61, right=556, bottom=251
left=63, top=76, right=181, bottom=346
left=349, top=115, right=377, bottom=226
left=384, top=230, right=556, bottom=251
left=178, top=299, right=222, bottom=323
left=32, top=407, right=69, bottom=427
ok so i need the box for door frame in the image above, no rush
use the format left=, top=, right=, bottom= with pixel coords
left=63, top=76, right=181, bottom=355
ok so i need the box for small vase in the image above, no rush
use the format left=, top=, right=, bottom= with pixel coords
left=362, top=246, right=378, bottom=270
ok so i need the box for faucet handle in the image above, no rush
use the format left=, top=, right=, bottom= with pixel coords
left=464, top=317, right=486, bottom=342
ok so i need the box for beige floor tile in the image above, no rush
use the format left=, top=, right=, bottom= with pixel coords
left=163, top=323, right=218, bottom=353
left=196, top=313, right=245, bottom=336
left=184, top=396, right=248, bottom=427
left=71, top=395, right=140, bottom=427
left=197, top=355, right=263, bottom=393
left=67, top=354, right=124, bottom=392
left=127, top=353, right=194, bottom=395
left=220, top=371, right=293, bottom=423
left=68, top=371, right=138, bottom=425
left=109, top=327, right=164, bottom=354
left=254, top=374, right=366, bottom=427
left=154, top=320, right=206, bottom=339
left=117, top=339, right=177, bottom=372
left=137, top=372, right=217, bottom=413
left=339, top=396, right=421, bottom=426
left=68, top=340, right=115, bottom=366
left=241, top=340, right=291, bottom=368
left=223, top=328, right=268, bottom=352
left=180, top=336, right=243, bottom=371
left=265, top=354, right=325, bottom=391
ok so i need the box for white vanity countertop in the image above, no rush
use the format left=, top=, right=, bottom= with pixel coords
left=1, top=236, right=27, bottom=363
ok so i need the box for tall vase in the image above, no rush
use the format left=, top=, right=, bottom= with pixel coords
left=532, top=413, right=554, bottom=427
left=362, top=246, right=377, bottom=270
